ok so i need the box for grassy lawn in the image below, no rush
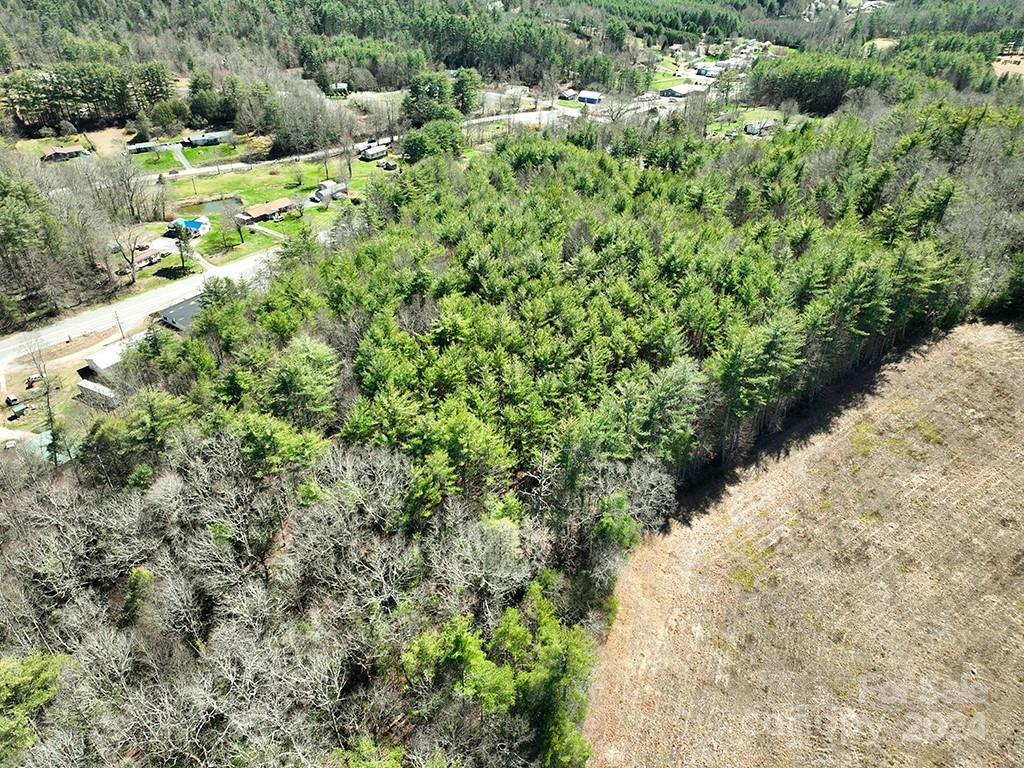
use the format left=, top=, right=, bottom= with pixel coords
left=198, top=225, right=279, bottom=263
left=263, top=206, right=337, bottom=237
left=557, top=99, right=585, bottom=109
left=14, top=374, right=88, bottom=436
left=161, top=157, right=355, bottom=262
left=348, top=158, right=393, bottom=191
left=197, top=206, right=336, bottom=264
left=350, top=89, right=406, bottom=115
left=181, top=141, right=248, bottom=167
left=131, top=150, right=183, bottom=173
left=742, top=107, right=785, bottom=122
left=134, top=253, right=204, bottom=285
left=650, top=75, right=689, bottom=90
left=168, top=159, right=344, bottom=206
left=708, top=107, right=785, bottom=137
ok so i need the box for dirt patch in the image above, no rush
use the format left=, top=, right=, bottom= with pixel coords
left=173, top=76, right=190, bottom=97
left=866, top=37, right=899, bottom=52
left=585, top=322, right=1024, bottom=767
left=11, top=329, right=115, bottom=368
left=84, top=127, right=133, bottom=156
left=993, top=56, right=1024, bottom=77
left=0, top=427, right=34, bottom=443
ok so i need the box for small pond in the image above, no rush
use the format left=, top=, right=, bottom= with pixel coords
left=181, top=196, right=243, bottom=216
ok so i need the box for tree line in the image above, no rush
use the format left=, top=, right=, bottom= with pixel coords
left=1, top=60, right=172, bottom=130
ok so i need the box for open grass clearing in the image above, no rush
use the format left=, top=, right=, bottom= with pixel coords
left=131, top=149, right=183, bottom=172
left=708, top=106, right=785, bottom=136
left=197, top=225, right=279, bottom=263
left=650, top=75, right=689, bottom=90
left=167, top=159, right=345, bottom=206
left=181, top=140, right=251, bottom=167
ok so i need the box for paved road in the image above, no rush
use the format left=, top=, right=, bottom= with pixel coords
left=0, top=108, right=567, bottom=374
left=166, top=143, right=193, bottom=171
left=0, top=247, right=276, bottom=375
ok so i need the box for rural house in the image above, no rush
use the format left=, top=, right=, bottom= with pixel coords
left=167, top=216, right=212, bottom=237
left=42, top=145, right=89, bottom=162
left=126, top=141, right=158, bottom=154
left=660, top=84, right=702, bottom=98
left=237, top=198, right=293, bottom=224
left=360, top=144, right=388, bottom=161
left=84, top=337, right=135, bottom=380
left=311, top=180, right=346, bottom=203
left=577, top=90, right=602, bottom=104
left=695, top=64, right=722, bottom=78
left=184, top=130, right=234, bottom=147
left=158, top=296, right=203, bottom=332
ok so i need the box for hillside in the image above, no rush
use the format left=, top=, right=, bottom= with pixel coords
left=585, top=322, right=1024, bottom=766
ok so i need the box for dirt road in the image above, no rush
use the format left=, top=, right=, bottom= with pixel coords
left=584, top=323, right=1024, bottom=767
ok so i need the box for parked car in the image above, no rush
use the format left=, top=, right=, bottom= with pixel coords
left=4, top=395, right=18, bottom=406
left=377, top=159, right=398, bottom=171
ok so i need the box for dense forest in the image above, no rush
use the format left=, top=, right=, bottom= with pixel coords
left=1, top=0, right=1024, bottom=765
left=3, top=89, right=1024, bottom=764
left=0, top=0, right=728, bottom=93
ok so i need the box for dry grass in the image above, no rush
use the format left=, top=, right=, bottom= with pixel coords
left=585, top=323, right=1024, bottom=767
left=993, top=56, right=1024, bottom=77
left=10, top=329, right=113, bottom=366
left=84, top=127, right=134, bottom=156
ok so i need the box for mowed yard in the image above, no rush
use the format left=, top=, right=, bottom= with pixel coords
left=585, top=323, right=1024, bottom=767
left=166, top=156, right=388, bottom=262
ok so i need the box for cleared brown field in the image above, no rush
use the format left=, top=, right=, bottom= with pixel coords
left=585, top=323, right=1024, bottom=767
left=993, top=56, right=1024, bottom=77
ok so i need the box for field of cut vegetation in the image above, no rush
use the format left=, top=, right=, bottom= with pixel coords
left=585, top=323, right=1024, bottom=767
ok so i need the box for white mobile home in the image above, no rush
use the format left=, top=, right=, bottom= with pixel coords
left=360, top=145, right=388, bottom=161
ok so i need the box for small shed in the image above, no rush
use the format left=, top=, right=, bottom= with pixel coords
left=560, top=88, right=579, bottom=100
left=577, top=90, right=602, bottom=104
left=159, top=295, right=203, bottom=331
left=77, top=379, right=120, bottom=410
left=330, top=82, right=349, bottom=94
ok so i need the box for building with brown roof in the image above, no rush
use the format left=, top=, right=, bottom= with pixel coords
left=237, top=198, right=294, bottom=224
left=42, top=145, right=89, bottom=162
